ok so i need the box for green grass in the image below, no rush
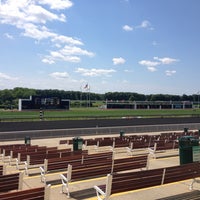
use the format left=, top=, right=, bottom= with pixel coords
left=0, top=108, right=200, bottom=122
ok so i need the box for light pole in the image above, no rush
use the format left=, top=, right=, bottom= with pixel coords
left=198, top=91, right=200, bottom=109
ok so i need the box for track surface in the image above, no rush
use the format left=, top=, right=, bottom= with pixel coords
left=0, top=117, right=200, bottom=132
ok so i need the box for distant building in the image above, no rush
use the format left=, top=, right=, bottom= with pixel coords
left=18, top=96, right=70, bottom=111
left=106, top=101, right=193, bottom=109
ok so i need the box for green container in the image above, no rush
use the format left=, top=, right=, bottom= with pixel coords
left=120, top=130, right=125, bottom=138
left=184, top=127, right=189, bottom=133
left=73, top=137, right=83, bottom=151
left=24, top=136, right=31, bottom=145
left=179, top=136, right=199, bottom=165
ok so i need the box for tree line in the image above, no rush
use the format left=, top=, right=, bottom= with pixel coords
left=0, top=87, right=198, bottom=109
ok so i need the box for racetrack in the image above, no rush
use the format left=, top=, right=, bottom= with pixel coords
left=0, top=117, right=200, bottom=141
left=0, top=117, right=200, bottom=132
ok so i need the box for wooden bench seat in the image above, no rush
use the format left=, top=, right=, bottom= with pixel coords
left=94, top=162, right=200, bottom=200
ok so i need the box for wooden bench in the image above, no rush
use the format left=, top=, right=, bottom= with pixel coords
left=0, top=165, right=6, bottom=176
left=17, top=146, right=58, bottom=162
left=23, top=148, right=72, bottom=175
left=0, top=172, right=23, bottom=193
left=0, top=145, right=27, bottom=162
left=0, top=185, right=51, bottom=200
left=59, top=139, right=80, bottom=145
left=42, top=150, right=88, bottom=173
left=60, top=161, right=113, bottom=197
left=83, top=139, right=98, bottom=147
left=40, top=151, right=113, bottom=183
left=113, top=141, right=130, bottom=149
left=148, top=141, right=178, bottom=159
left=59, top=154, right=149, bottom=197
left=40, top=151, right=112, bottom=183
left=61, top=162, right=113, bottom=197
left=113, top=154, right=149, bottom=173
left=94, top=162, right=200, bottom=200
left=4, top=146, right=52, bottom=167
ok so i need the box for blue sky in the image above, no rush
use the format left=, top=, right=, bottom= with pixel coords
left=0, top=0, right=200, bottom=95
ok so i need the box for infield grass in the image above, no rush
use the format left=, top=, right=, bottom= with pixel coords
left=0, top=107, right=200, bottom=122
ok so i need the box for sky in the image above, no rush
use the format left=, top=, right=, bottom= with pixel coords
left=0, top=0, right=200, bottom=95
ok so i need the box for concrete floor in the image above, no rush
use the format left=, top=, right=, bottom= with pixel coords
left=1, top=133, right=200, bottom=200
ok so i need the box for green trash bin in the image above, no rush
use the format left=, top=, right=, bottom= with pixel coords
left=184, top=127, right=189, bottom=133
left=73, top=137, right=83, bottom=151
left=120, top=130, right=125, bottom=138
left=179, top=136, right=199, bottom=165
left=24, top=136, right=31, bottom=145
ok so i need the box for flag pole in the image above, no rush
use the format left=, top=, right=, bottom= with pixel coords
left=80, top=85, right=82, bottom=108
left=88, top=85, right=90, bottom=108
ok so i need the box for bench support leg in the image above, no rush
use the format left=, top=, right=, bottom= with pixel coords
left=60, top=174, right=70, bottom=198
left=189, top=178, right=200, bottom=190
left=40, top=166, right=46, bottom=184
left=45, top=184, right=51, bottom=200
left=94, top=174, right=112, bottom=200
left=18, top=172, right=24, bottom=190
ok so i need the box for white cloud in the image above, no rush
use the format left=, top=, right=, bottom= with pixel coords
left=25, top=4, right=66, bottom=23
left=38, top=0, right=73, bottom=10
left=0, top=0, right=94, bottom=64
left=140, top=20, right=151, bottom=28
left=49, top=50, right=81, bottom=63
left=136, top=20, right=154, bottom=30
left=113, top=57, right=126, bottom=65
left=51, top=35, right=83, bottom=46
left=0, top=72, right=18, bottom=80
left=123, top=20, right=153, bottom=32
left=165, top=70, right=176, bottom=76
left=61, top=46, right=95, bottom=57
left=43, top=45, right=94, bottom=64
left=122, top=25, right=133, bottom=31
left=22, top=24, right=56, bottom=40
left=147, top=66, right=157, bottom=72
left=139, top=60, right=160, bottom=67
left=0, top=0, right=66, bottom=25
left=49, top=72, right=69, bottom=79
left=75, top=68, right=116, bottom=77
left=4, top=33, right=14, bottom=39
left=42, top=57, right=55, bottom=64
left=139, top=57, right=179, bottom=72
left=154, top=57, right=179, bottom=64
left=124, top=69, right=134, bottom=73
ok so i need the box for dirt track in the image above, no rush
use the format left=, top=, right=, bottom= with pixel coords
left=0, top=117, right=200, bottom=132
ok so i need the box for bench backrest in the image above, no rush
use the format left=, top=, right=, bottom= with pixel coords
left=0, top=165, right=4, bottom=176
left=110, top=162, right=200, bottom=195
left=44, top=150, right=88, bottom=171
left=0, top=187, right=44, bottom=200
left=69, top=160, right=113, bottom=181
left=111, top=167, right=164, bottom=194
left=163, top=162, right=200, bottom=184
left=113, top=154, right=149, bottom=173
left=0, top=185, right=51, bottom=200
left=0, top=172, right=23, bottom=193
